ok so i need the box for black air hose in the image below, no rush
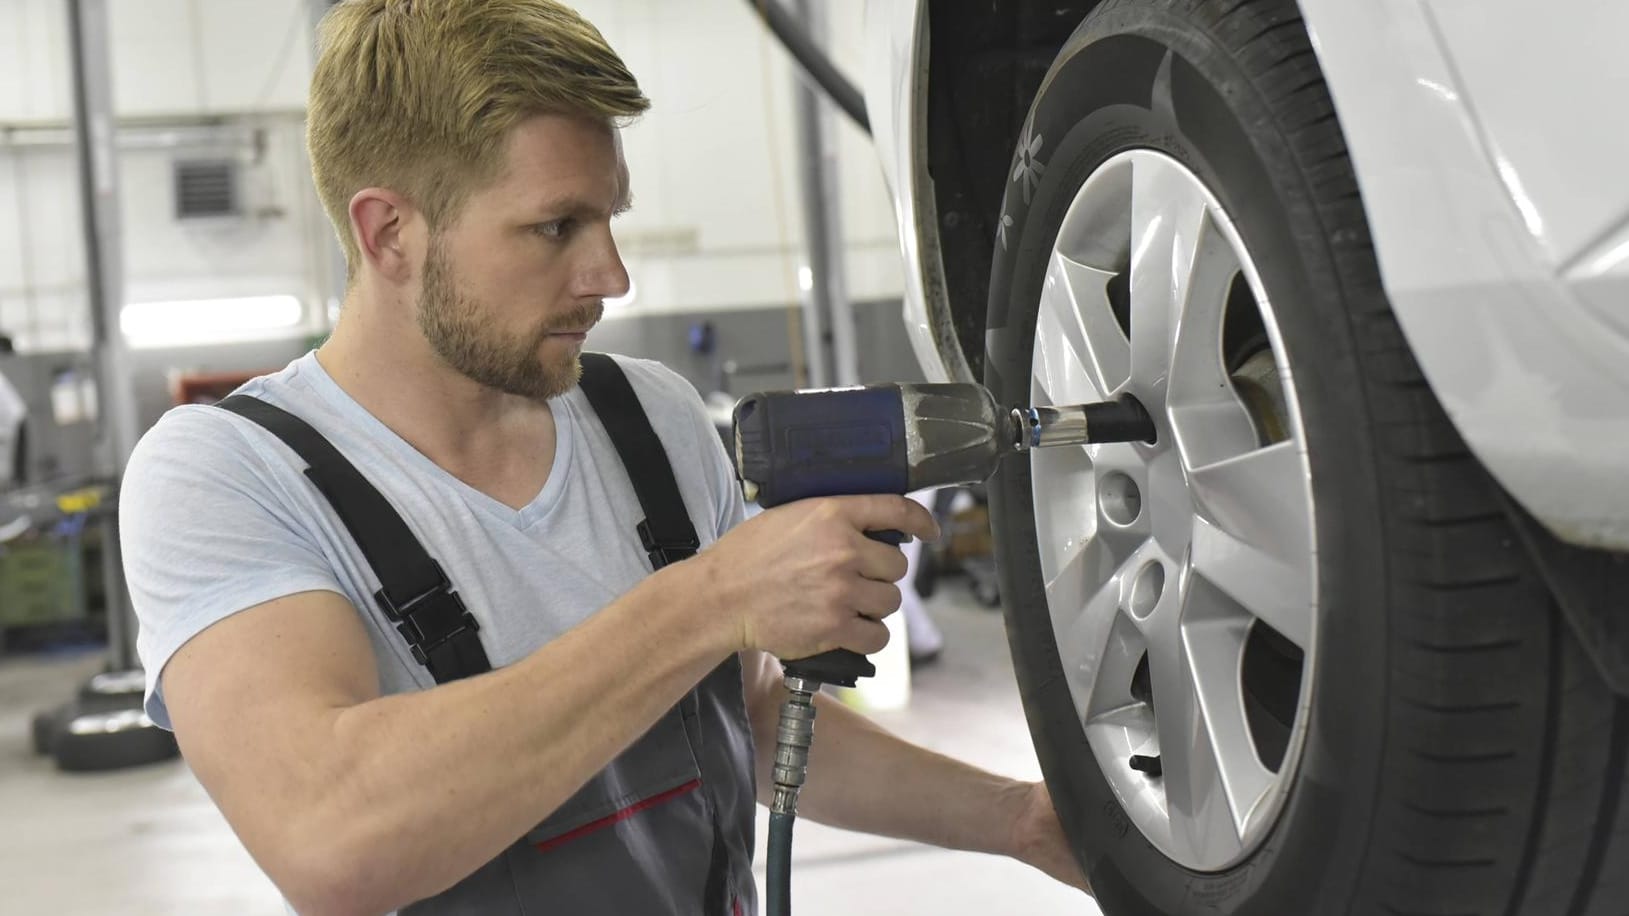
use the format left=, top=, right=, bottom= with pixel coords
left=766, top=810, right=796, bottom=916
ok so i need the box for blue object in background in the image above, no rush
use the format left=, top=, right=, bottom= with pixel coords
left=688, top=320, right=716, bottom=355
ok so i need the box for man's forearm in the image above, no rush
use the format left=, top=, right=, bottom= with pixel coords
left=802, top=696, right=1030, bottom=855
left=745, top=662, right=1028, bottom=859
left=286, top=563, right=736, bottom=913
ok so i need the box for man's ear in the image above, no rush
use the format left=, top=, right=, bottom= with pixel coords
left=348, top=188, right=417, bottom=283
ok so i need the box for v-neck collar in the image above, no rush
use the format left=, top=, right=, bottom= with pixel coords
left=291, top=352, right=575, bottom=530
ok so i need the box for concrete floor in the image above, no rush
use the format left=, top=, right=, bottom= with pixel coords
left=0, top=587, right=1101, bottom=915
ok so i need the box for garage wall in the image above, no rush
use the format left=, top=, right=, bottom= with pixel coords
left=0, top=0, right=904, bottom=358
left=116, top=299, right=921, bottom=442
left=580, top=0, right=905, bottom=315
left=0, top=0, right=315, bottom=121
left=0, top=0, right=327, bottom=351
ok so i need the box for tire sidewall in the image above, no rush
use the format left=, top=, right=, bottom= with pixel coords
left=984, top=6, right=1391, bottom=914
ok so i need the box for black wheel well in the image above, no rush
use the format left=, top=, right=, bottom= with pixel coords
left=925, top=0, right=1101, bottom=378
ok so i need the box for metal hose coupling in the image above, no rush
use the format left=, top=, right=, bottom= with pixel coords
left=771, top=675, right=820, bottom=817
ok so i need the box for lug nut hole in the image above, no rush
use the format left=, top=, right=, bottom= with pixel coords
left=1100, top=472, right=1143, bottom=526
left=1128, top=561, right=1165, bottom=618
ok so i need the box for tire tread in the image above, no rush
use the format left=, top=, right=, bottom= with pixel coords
left=1200, top=3, right=1629, bottom=914
left=1184, top=0, right=1624, bottom=913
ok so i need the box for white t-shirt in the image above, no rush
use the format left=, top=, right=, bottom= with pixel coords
left=121, top=351, right=746, bottom=727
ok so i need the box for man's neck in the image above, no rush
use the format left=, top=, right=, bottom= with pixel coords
left=315, top=292, right=555, bottom=490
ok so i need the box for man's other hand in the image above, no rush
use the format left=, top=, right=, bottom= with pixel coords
left=1010, top=781, right=1092, bottom=894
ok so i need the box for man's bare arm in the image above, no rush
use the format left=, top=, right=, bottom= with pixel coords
left=740, top=650, right=1089, bottom=891
left=167, top=569, right=735, bottom=916
left=164, top=493, right=937, bottom=916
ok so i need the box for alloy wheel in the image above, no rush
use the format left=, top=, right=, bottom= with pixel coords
left=1028, top=149, right=1318, bottom=872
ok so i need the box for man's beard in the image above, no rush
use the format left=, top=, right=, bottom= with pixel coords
left=416, top=241, right=603, bottom=401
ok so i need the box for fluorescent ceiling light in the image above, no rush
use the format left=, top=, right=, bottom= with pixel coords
left=121, top=295, right=304, bottom=348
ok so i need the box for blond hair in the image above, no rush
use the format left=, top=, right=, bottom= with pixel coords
left=308, top=0, right=649, bottom=277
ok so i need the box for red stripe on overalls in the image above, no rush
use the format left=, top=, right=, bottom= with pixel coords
left=533, top=779, right=703, bottom=853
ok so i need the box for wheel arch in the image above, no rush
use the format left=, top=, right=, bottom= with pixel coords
left=916, top=0, right=1629, bottom=697
left=919, top=0, right=1102, bottom=381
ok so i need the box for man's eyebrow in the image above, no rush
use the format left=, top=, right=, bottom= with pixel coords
left=532, top=191, right=634, bottom=219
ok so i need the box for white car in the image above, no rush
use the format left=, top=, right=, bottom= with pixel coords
left=861, top=1, right=1629, bottom=913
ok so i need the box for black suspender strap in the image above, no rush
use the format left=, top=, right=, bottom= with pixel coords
left=575, top=354, right=734, bottom=915
left=576, top=353, right=702, bottom=569
left=222, top=361, right=737, bottom=910
left=215, top=395, right=492, bottom=684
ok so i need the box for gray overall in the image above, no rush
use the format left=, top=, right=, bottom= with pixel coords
left=218, top=353, right=758, bottom=915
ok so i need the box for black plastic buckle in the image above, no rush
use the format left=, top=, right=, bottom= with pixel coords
left=637, top=519, right=700, bottom=570
left=373, top=561, right=481, bottom=667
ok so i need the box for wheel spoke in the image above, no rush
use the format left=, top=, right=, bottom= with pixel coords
left=1031, top=446, right=1098, bottom=584
left=1162, top=208, right=1261, bottom=468
left=1167, top=212, right=1244, bottom=406
left=1034, top=268, right=1102, bottom=407
left=1088, top=700, right=1156, bottom=735
left=1036, top=252, right=1129, bottom=397
left=1049, top=538, right=1157, bottom=717
left=1082, top=605, right=1154, bottom=722
left=1148, top=624, right=1242, bottom=865
left=1169, top=399, right=1264, bottom=476
left=1050, top=542, right=1138, bottom=714
left=1129, top=154, right=1211, bottom=387
left=1191, top=514, right=1314, bottom=650
left=1042, top=530, right=1116, bottom=625
left=1178, top=605, right=1280, bottom=840
left=1188, top=441, right=1315, bottom=583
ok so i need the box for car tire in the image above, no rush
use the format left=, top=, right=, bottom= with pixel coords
left=77, top=668, right=146, bottom=703
left=52, top=720, right=179, bottom=772
left=31, top=707, right=59, bottom=756
left=50, top=694, right=179, bottom=773
left=982, top=1, right=1629, bottom=914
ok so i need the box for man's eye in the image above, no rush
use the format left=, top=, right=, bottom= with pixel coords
left=533, top=219, right=575, bottom=240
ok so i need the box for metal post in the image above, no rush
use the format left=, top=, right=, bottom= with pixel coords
left=790, top=0, right=859, bottom=388
left=66, top=0, right=138, bottom=669
left=806, top=1, right=859, bottom=388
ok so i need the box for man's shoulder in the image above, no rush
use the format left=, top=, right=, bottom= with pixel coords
left=132, top=404, right=253, bottom=465
left=597, top=353, right=702, bottom=409
left=125, top=357, right=321, bottom=487
left=580, top=355, right=740, bottom=536
left=136, top=353, right=330, bottom=446
left=580, top=352, right=731, bottom=472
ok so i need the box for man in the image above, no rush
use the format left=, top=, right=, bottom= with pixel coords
left=121, top=2, right=1088, bottom=913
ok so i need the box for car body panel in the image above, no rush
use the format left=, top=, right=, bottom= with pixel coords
left=863, top=0, right=1629, bottom=549
left=1422, top=0, right=1629, bottom=267
left=1299, top=0, right=1629, bottom=549
left=862, top=0, right=970, bottom=385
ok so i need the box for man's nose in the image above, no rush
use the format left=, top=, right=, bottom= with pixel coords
left=580, top=228, right=631, bottom=300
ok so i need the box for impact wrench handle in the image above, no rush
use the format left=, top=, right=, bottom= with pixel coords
left=780, top=649, right=874, bottom=688
left=779, top=528, right=903, bottom=687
